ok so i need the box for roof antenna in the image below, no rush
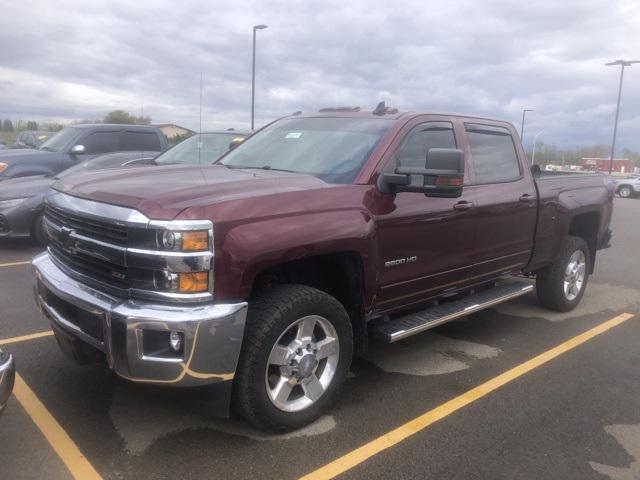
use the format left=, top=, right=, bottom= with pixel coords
left=372, top=101, right=386, bottom=115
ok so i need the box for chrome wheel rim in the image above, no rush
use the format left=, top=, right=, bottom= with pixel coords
left=265, top=315, right=339, bottom=412
left=563, top=250, right=586, bottom=301
left=620, top=187, right=631, bottom=198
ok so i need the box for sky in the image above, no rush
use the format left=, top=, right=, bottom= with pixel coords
left=0, top=0, right=639, bottom=152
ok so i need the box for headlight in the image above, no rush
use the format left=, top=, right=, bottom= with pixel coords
left=0, top=198, right=28, bottom=209
left=0, top=163, right=8, bottom=173
left=155, top=230, right=209, bottom=251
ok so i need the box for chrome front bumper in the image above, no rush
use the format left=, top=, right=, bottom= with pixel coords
left=32, top=252, right=248, bottom=388
left=0, top=349, right=15, bottom=416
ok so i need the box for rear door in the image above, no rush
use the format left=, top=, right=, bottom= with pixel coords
left=119, top=130, right=163, bottom=152
left=374, top=117, right=478, bottom=311
left=463, top=121, right=536, bottom=279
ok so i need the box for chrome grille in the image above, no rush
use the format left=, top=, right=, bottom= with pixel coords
left=45, top=204, right=128, bottom=246
left=43, top=192, right=214, bottom=303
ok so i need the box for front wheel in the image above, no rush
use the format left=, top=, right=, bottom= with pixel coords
left=234, top=284, right=353, bottom=432
left=536, top=236, right=590, bottom=312
left=618, top=186, right=633, bottom=198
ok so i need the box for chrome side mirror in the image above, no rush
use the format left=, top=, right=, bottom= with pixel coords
left=70, top=145, right=85, bottom=155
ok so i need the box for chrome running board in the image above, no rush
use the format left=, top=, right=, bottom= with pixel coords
left=372, top=281, right=534, bottom=343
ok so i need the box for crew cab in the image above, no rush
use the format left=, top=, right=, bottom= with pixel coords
left=0, top=124, right=168, bottom=180
left=32, top=106, right=614, bottom=432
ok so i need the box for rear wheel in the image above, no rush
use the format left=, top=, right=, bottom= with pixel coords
left=536, top=236, right=590, bottom=312
left=618, top=185, right=633, bottom=198
left=234, top=284, right=353, bottom=432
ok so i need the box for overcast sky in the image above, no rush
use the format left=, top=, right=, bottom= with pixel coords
left=1, top=0, right=638, bottom=152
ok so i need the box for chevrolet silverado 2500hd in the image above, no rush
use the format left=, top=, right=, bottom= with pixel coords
left=32, top=106, right=614, bottom=432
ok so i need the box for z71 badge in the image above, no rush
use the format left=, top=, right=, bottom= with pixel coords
left=384, top=256, right=418, bottom=267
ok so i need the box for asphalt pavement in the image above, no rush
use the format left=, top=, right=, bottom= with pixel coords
left=0, top=198, right=639, bottom=480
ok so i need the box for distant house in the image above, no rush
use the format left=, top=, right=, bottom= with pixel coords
left=581, top=157, right=637, bottom=173
left=152, top=124, right=195, bottom=140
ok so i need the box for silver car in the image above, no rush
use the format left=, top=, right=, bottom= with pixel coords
left=0, top=348, right=15, bottom=416
left=614, top=175, right=640, bottom=198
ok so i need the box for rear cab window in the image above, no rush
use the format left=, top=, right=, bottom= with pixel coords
left=465, top=123, right=521, bottom=184
left=120, top=130, right=162, bottom=151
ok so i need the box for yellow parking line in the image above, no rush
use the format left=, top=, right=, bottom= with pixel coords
left=13, top=373, right=103, bottom=480
left=0, top=260, right=31, bottom=268
left=0, top=331, right=54, bottom=346
left=300, top=312, right=635, bottom=480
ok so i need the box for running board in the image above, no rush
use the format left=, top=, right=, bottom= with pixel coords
left=372, top=281, right=534, bottom=343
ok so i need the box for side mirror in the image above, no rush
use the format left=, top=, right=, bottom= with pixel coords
left=377, top=148, right=465, bottom=198
left=228, top=137, right=245, bottom=150
left=70, top=145, right=85, bottom=155
left=531, top=164, right=541, bottom=178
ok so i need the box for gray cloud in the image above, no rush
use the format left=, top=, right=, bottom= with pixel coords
left=0, top=0, right=638, bottom=151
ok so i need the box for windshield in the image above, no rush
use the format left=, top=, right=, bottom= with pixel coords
left=219, top=117, right=393, bottom=184
left=154, top=133, right=242, bottom=165
left=39, top=127, right=82, bottom=152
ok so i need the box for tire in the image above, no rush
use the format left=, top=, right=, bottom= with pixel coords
left=536, top=236, right=590, bottom=312
left=618, top=186, right=633, bottom=198
left=32, top=213, right=47, bottom=246
left=234, top=284, right=353, bottom=432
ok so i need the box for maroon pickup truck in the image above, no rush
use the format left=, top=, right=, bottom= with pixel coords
left=32, top=106, right=614, bottom=432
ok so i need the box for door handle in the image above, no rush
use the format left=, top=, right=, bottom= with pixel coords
left=519, top=194, right=535, bottom=203
left=453, top=201, right=474, bottom=211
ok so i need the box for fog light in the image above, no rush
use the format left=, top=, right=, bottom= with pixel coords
left=169, top=331, right=182, bottom=352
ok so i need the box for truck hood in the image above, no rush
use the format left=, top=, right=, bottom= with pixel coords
left=53, top=164, right=330, bottom=220
left=0, top=148, right=59, bottom=161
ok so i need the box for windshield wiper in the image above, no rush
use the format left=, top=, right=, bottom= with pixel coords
left=223, top=164, right=298, bottom=174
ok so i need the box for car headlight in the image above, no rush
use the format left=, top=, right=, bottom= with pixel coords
left=0, top=198, right=29, bottom=209
left=156, top=230, right=209, bottom=251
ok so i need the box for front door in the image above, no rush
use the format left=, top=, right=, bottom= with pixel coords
left=374, top=119, right=477, bottom=311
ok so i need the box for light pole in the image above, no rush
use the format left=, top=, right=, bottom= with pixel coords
left=531, top=130, right=544, bottom=166
left=521, top=108, right=534, bottom=144
left=251, top=24, right=268, bottom=131
left=605, top=59, right=639, bottom=174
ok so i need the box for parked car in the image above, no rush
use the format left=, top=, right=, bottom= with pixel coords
left=0, top=151, right=158, bottom=244
left=0, top=124, right=168, bottom=180
left=32, top=106, right=614, bottom=432
left=614, top=174, right=640, bottom=198
left=0, top=348, right=15, bottom=417
left=12, top=130, right=56, bottom=149
left=155, top=131, right=249, bottom=165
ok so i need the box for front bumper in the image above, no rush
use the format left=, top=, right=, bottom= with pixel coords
left=0, top=349, right=15, bottom=416
left=32, top=252, right=248, bottom=388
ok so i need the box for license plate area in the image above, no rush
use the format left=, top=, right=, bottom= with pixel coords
left=38, top=279, right=105, bottom=343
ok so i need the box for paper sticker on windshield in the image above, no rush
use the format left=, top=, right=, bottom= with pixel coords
left=285, top=132, right=302, bottom=139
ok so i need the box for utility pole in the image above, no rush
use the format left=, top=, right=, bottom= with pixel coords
left=605, top=60, right=639, bottom=174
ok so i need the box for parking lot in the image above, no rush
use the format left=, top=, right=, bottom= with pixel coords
left=0, top=197, right=638, bottom=480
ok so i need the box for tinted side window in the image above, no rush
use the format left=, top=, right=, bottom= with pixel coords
left=391, top=122, right=456, bottom=169
left=466, top=124, right=520, bottom=183
left=82, top=131, right=120, bottom=154
left=120, top=131, right=162, bottom=151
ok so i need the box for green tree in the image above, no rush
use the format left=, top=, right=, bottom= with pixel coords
left=103, top=109, right=137, bottom=124
left=2, top=119, right=14, bottom=132
left=103, top=110, right=153, bottom=125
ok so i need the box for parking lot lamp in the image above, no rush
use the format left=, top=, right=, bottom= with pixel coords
left=605, top=60, right=639, bottom=174
left=251, top=24, right=268, bottom=131
left=521, top=108, right=534, bottom=144
left=531, top=130, right=544, bottom=166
